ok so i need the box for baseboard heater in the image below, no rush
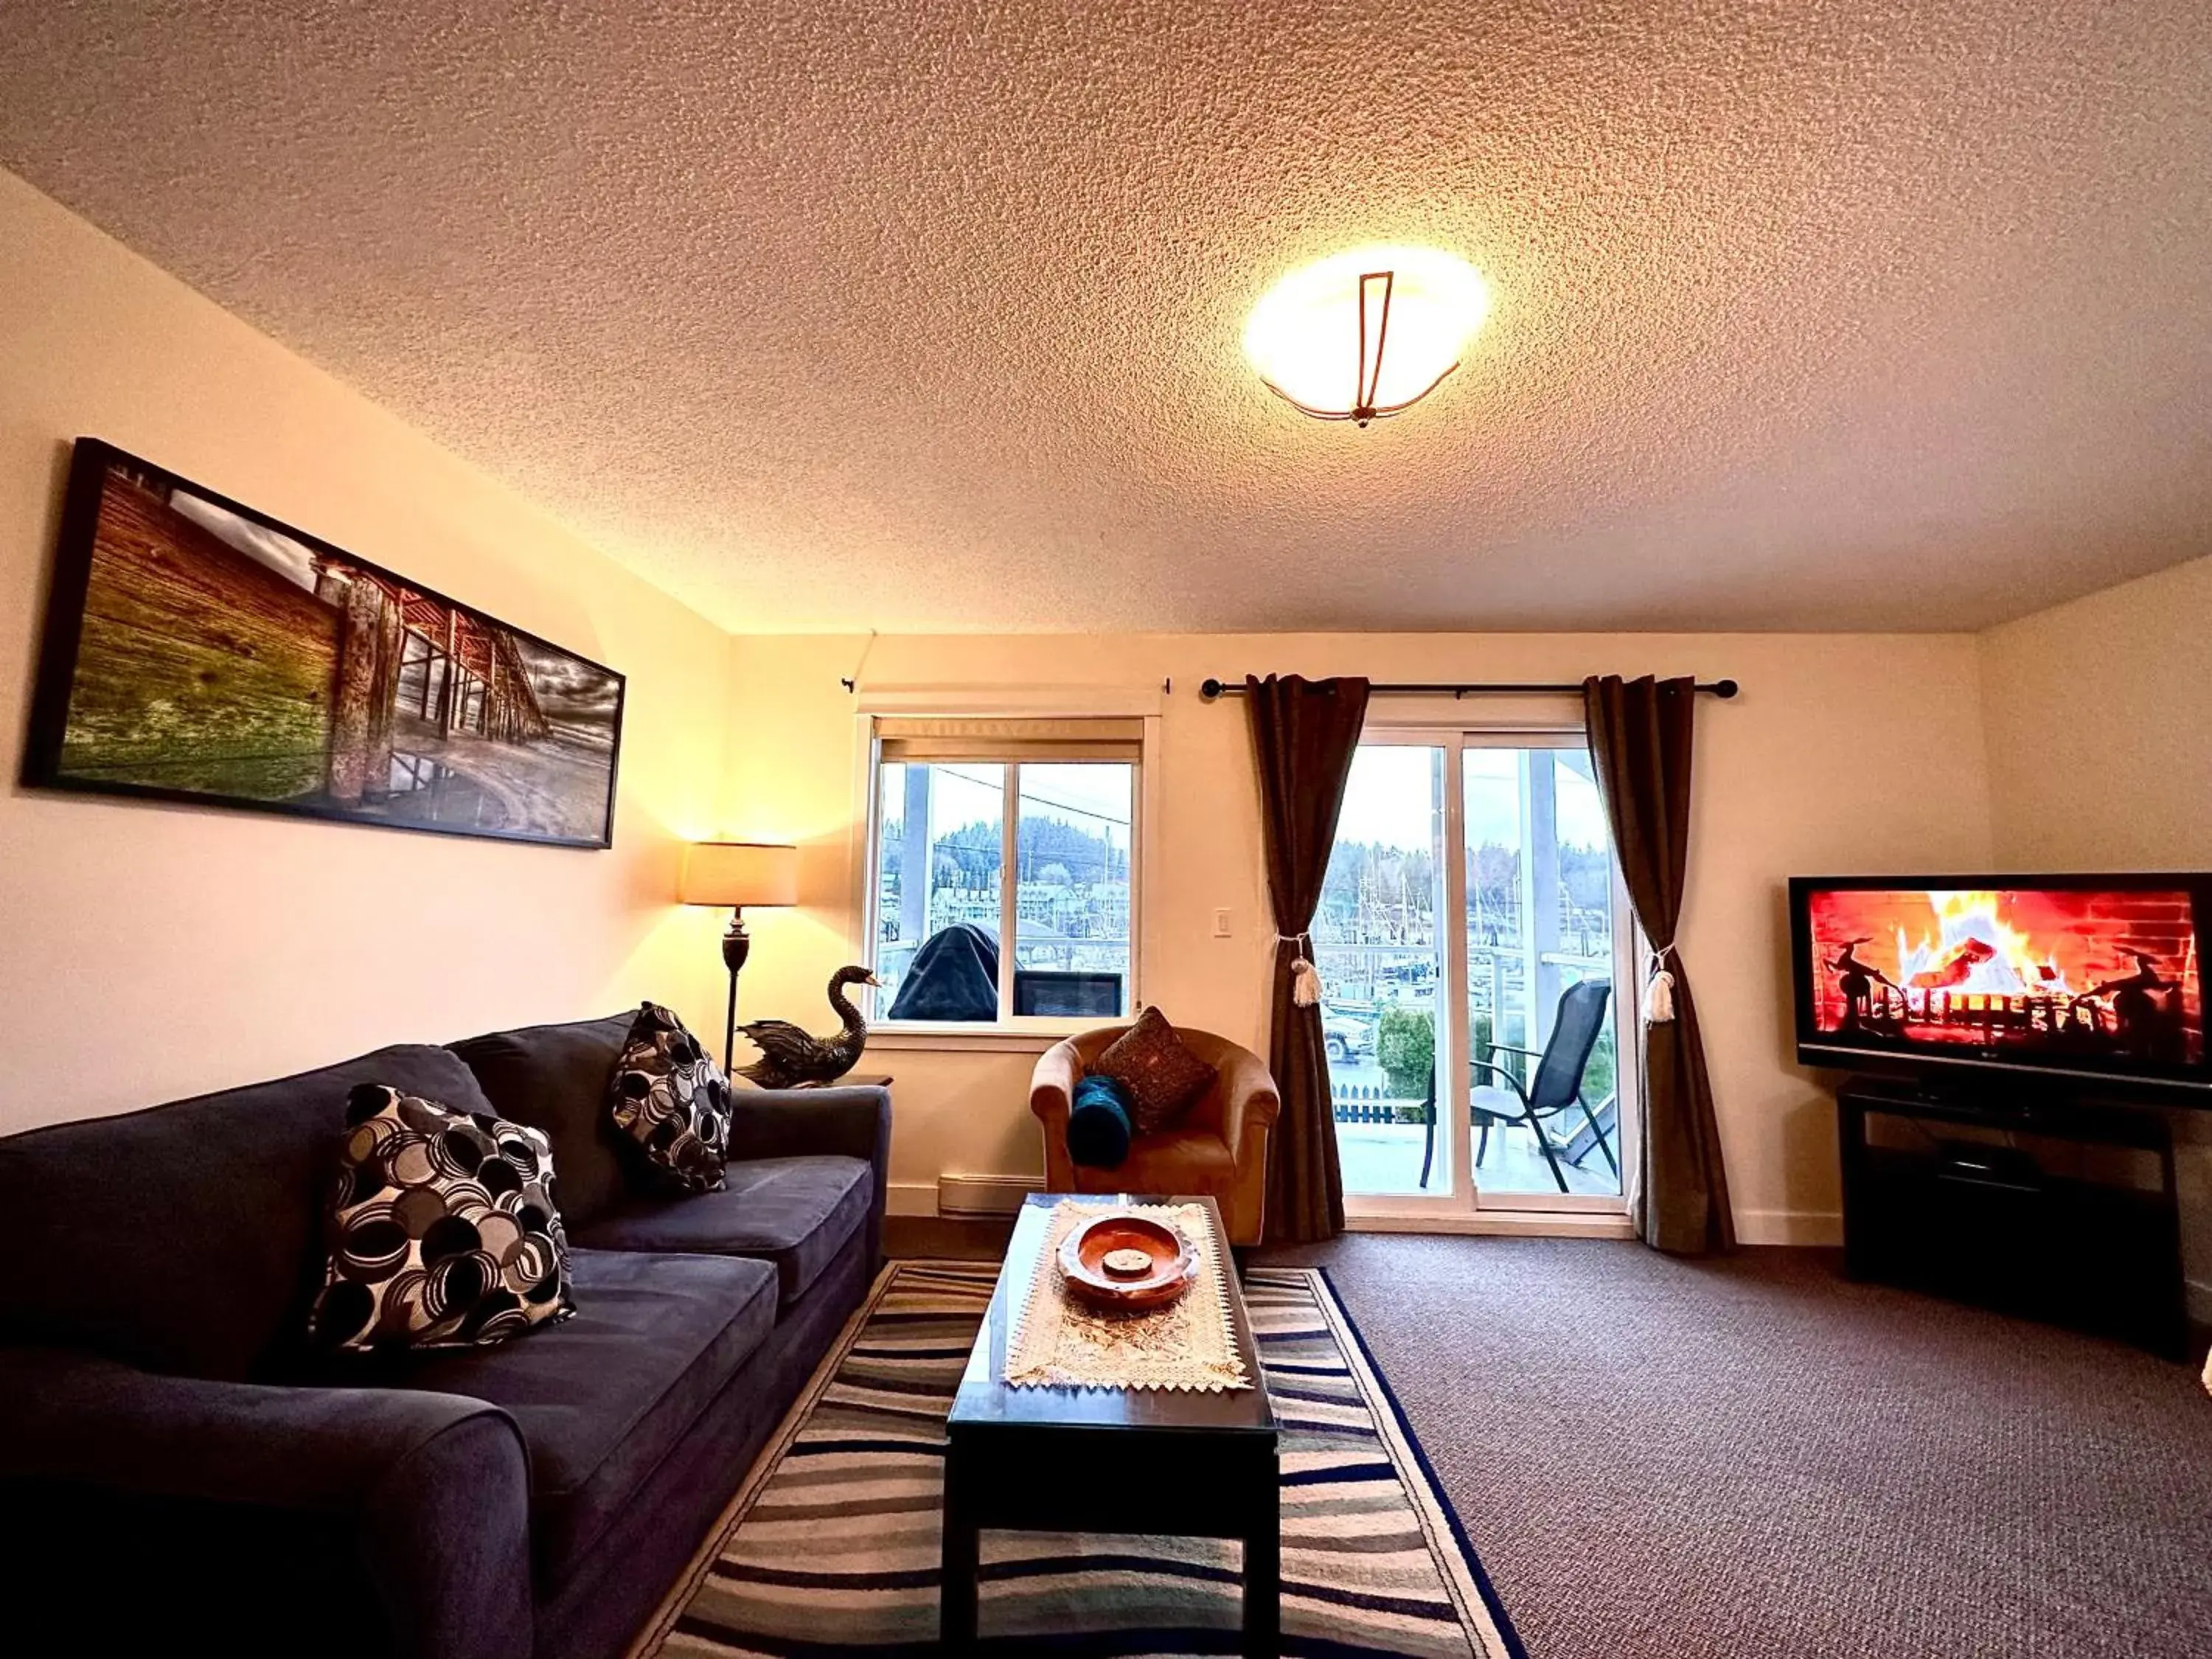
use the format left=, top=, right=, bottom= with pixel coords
left=936, top=1175, right=1042, bottom=1217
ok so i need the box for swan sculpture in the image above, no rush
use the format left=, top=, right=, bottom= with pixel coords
left=736, top=964, right=878, bottom=1089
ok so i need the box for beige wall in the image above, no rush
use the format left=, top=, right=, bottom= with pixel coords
left=1978, top=556, right=2212, bottom=1309
left=0, top=171, right=738, bottom=1132
left=726, top=632, right=1997, bottom=1239
left=1980, top=554, right=2212, bottom=870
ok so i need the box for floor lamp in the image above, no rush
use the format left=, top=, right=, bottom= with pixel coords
left=680, top=841, right=799, bottom=1073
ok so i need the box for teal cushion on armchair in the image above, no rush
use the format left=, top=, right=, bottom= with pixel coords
left=1066, top=1074, right=1134, bottom=1169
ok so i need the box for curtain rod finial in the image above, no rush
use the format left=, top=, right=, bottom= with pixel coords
left=1713, top=679, right=1739, bottom=699
left=1200, top=678, right=1226, bottom=701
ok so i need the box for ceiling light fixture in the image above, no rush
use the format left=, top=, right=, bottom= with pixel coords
left=1244, top=246, right=1491, bottom=426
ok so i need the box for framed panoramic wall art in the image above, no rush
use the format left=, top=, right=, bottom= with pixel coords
left=21, top=439, right=626, bottom=849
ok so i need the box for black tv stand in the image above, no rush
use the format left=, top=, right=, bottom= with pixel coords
left=1836, top=1073, right=2187, bottom=1359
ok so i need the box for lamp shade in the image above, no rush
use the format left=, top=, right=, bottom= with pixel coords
left=680, top=841, right=799, bottom=908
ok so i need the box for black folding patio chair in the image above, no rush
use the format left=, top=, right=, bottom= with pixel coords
left=1472, top=980, right=1617, bottom=1194
left=1411, top=980, right=1617, bottom=1193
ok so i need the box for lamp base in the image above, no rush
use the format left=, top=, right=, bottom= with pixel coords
left=722, top=908, right=753, bottom=1074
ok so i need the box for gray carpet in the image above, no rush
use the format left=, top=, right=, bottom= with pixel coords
left=1259, top=1235, right=2212, bottom=1659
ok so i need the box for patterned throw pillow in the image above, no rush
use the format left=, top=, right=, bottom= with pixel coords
left=310, top=1085, right=575, bottom=1354
left=1093, top=1006, right=1219, bottom=1135
left=608, top=1001, right=731, bottom=1194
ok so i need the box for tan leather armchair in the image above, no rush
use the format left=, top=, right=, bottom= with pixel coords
left=1030, top=1025, right=1282, bottom=1247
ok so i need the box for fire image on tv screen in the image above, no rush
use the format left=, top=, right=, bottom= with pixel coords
left=1802, top=886, right=2204, bottom=1071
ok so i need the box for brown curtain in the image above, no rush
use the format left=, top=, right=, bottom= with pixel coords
left=1245, top=673, right=1371, bottom=1245
left=1582, top=675, right=1735, bottom=1255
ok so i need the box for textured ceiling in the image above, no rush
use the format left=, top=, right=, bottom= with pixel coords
left=2, top=1, right=2209, bottom=634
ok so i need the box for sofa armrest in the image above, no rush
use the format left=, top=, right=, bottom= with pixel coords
left=0, top=1346, right=532, bottom=1659
left=728, top=1085, right=892, bottom=1270
left=1214, top=1043, right=1283, bottom=1168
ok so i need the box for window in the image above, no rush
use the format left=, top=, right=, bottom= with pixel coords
left=1318, top=729, right=1636, bottom=1214
left=867, top=718, right=1141, bottom=1025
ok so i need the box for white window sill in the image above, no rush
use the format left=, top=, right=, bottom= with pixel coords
left=866, top=1022, right=1102, bottom=1053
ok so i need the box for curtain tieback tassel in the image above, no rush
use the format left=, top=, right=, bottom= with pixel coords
left=1282, top=939, right=1324, bottom=1008
left=1644, top=946, right=1677, bottom=1024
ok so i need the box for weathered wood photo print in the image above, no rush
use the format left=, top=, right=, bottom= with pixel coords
left=22, top=439, right=625, bottom=848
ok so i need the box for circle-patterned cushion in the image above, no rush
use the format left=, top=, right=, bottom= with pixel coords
left=607, top=1001, right=732, bottom=1195
left=308, top=1083, right=577, bottom=1354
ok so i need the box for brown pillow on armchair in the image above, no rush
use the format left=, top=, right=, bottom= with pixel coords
left=1092, top=1006, right=1218, bottom=1135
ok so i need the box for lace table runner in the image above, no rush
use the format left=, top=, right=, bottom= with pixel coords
left=1004, top=1201, right=1253, bottom=1391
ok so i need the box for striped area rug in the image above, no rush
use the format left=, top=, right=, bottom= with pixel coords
left=631, top=1263, right=1524, bottom=1658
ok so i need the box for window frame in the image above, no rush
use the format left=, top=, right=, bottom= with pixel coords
left=851, top=693, right=1160, bottom=1048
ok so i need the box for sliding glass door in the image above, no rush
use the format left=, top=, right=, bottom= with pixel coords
left=1321, top=728, right=1637, bottom=1223
left=1461, top=734, right=1632, bottom=1210
left=1310, top=744, right=1452, bottom=1198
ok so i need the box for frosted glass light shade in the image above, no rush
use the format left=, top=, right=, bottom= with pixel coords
left=1244, top=246, right=1491, bottom=422
left=680, top=841, right=799, bottom=907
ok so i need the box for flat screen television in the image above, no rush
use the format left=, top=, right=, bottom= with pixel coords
left=1789, top=874, right=2211, bottom=1099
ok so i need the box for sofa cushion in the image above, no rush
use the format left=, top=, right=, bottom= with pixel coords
left=0, top=1044, right=495, bottom=1381
left=308, top=1085, right=577, bottom=1354
left=448, top=1014, right=633, bottom=1228
left=391, top=1248, right=776, bottom=1586
left=573, top=1154, right=871, bottom=1307
left=607, top=1003, right=734, bottom=1195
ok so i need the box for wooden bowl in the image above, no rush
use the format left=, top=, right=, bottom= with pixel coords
left=1057, top=1214, right=1200, bottom=1312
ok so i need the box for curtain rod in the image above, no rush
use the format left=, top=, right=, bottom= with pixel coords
left=1197, top=677, right=1739, bottom=702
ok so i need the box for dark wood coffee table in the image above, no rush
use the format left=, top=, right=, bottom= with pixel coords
left=941, top=1194, right=1279, bottom=1655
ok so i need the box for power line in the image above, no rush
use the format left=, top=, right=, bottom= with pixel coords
left=920, top=765, right=1134, bottom=830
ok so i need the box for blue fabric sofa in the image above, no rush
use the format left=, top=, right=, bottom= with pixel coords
left=0, top=1012, right=889, bottom=1659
